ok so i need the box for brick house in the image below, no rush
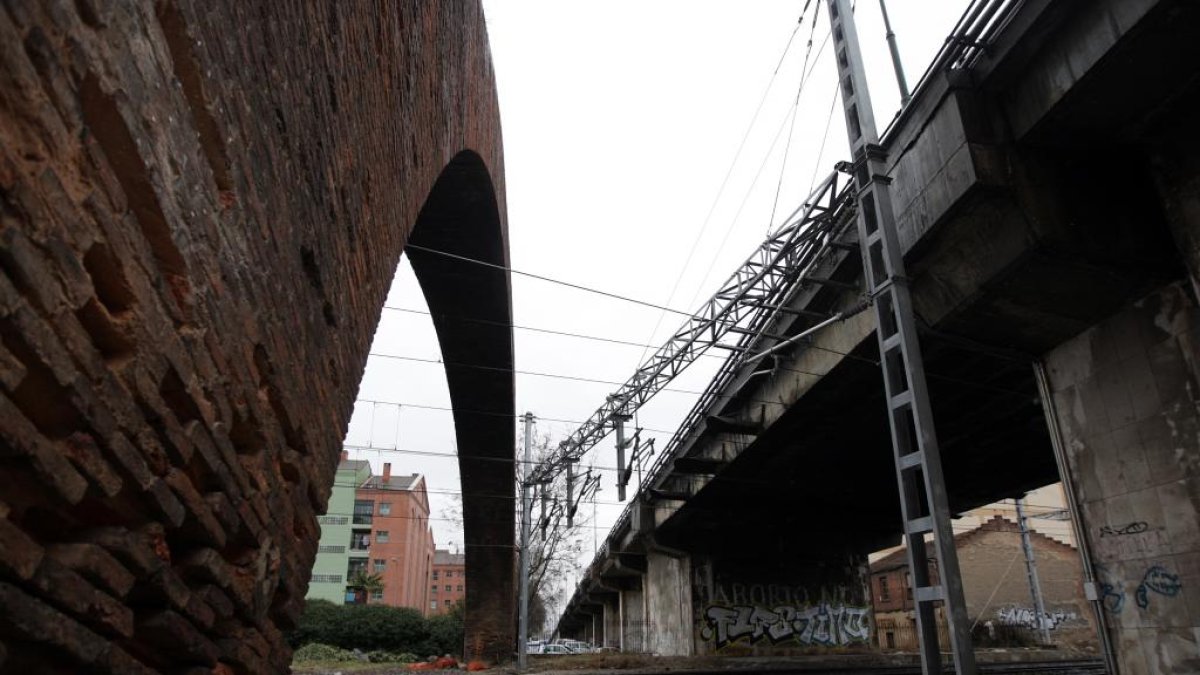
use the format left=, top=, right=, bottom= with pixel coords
left=353, top=463, right=436, bottom=613
left=429, top=549, right=466, bottom=615
left=869, top=515, right=1098, bottom=650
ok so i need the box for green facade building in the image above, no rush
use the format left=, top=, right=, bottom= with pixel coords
left=306, top=455, right=372, bottom=603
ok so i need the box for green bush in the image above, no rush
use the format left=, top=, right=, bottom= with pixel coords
left=293, top=643, right=355, bottom=662
left=367, top=650, right=419, bottom=663
left=289, top=600, right=464, bottom=657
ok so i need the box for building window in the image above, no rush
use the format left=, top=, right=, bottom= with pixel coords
left=431, top=600, right=438, bottom=610
left=445, top=571, right=453, bottom=578
left=886, top=632, right=896, bottom=649
left=370, top=590, right=383, bottom=601
left=457, top=585, right=463, bottom=592
left=376, top=531, right=389, bottom=543
left=311, top=574, right=343, bottom=584
left=318, top=545, right=346, bottom=554
left=879, top=575, right=890, bottom=601
left=445, top=585, right=451, bottom=592
left=350, top=531, right=371, bottom=551
left=379, top=502, right=392, bottom=516
left=433, top=571, right=439, bottom=581
left=353, top=500, right=374, bottom=525
left=347, top=559, right=368, bottom=577
left=374, top=559, right=387, bottom=573
left=431, top=585, right=438, bottom=594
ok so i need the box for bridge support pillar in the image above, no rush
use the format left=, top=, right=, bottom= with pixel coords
left=644, top=551, right=693, bottom=656
left=1042, top=281, right=1200, bottom=675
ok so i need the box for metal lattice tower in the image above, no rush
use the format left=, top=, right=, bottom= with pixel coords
left=823, top=0, right=978, bottom=673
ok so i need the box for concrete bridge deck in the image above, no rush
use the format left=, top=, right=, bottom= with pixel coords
left=558, top=2, right=1200, bottom=673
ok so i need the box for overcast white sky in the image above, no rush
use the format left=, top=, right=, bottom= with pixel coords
left=343, top=0, right=971, bottom=576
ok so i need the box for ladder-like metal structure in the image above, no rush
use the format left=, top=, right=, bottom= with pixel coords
left=530, top=172, right=854, bottom=485
left=823, top=0, right=976, bottom=673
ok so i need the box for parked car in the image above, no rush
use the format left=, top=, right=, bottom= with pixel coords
left=526, top=640, right=545, bottom=655
left=539, top=644, right=575, bottom=655
left=561, top=640, right=594, bottom=653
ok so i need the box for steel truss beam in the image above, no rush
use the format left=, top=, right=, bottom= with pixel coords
left=531, top=172, right=855, bottom=485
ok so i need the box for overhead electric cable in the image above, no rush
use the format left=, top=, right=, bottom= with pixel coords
left=635, top=6, right=814, bottom=366
left=404, top=244, right=693, bottom=317
left=685, top=28, right=834, bottom=311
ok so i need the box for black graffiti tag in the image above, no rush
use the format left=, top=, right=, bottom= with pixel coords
left=1099, top=521, right=1149, bottom=537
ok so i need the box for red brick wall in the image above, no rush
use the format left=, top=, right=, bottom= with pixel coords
left=0, top=1, right=505, bottom=671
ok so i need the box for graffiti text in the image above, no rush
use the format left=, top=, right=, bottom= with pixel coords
left=995, top=606, right=1079, bottom=631
left=700, top=603, right=871, bottom=650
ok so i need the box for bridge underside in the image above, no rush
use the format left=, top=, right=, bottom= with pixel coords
left=560, top=2, right=1200, bottom=670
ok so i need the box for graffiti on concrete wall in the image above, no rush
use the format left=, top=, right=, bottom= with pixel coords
left=995, top=606, right=1079, bottom=630
left=1094, top=563, right=1181, bottom=613
left=1100, top=579, right=1125, bottom=613
left=1099, top=521, right=1149, bottom=537
left=699, top=603, right=871, bottom=649
left=1134, top=565, right=1182, bottom=609
left=1094, top=522, right=1169, bottom=560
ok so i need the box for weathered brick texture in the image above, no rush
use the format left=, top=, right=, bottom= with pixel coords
left=0, top=1, right=510, bottom=672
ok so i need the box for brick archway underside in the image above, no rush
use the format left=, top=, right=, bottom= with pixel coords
left=0, top=1, right=513, bottom=673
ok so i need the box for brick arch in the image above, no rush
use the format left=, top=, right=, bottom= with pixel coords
left=0, top=1, right=511, bottom=672
left=406, top=149, right=516, bottom=662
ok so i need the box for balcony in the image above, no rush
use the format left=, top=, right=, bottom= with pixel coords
left=352, top=500, right=374, bottom=525
left=349, top=532, right=371, bottom=552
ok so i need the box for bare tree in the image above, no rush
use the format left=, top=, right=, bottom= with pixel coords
left=438, top=432, right=593, bottom=635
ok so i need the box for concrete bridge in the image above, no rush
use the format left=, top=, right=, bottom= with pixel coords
left=555, top=1, right=1200, bottom=673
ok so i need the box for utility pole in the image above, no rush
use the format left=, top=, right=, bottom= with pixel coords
left=822, top=0, right=977, bottom=672
left=517, top=412, right=534, bottom=670
left=1015, top=497, right=1051, bottom=645
left=877, top=0, right=910, bottom=104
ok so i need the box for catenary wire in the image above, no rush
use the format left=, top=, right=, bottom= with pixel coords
left=767, top=5, right=825, bottom=234
left=635, top=6, right=814, bottom=369
left=353, top=398, right=678, bottom=435
left=684, top=27, right=834, bottom=312
left=376, top=305, right=1035, bottom=400
left=404, top=244, right=693, bottom=318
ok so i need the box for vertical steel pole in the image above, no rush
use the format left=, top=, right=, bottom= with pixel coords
left=1032, top=361, right=1118, bottom=674
left=613, top=414, right=631, bottom=502
left=1015, top=497, right=1051, bottom=645
left=517, top=412, right=534, bottom=669
left=822, top=1, right=976, bottom=672
left=877, top=0, right=911, bottom=104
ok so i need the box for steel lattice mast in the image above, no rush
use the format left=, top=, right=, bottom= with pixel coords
left=823, top=0, right=977, bottom=672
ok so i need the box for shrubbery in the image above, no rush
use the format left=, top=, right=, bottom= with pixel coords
left=289, top=600, right=464, bottom=657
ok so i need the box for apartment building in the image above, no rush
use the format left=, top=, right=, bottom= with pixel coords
left=306, top=455, right=436, bottom=614
left=354, top=463, right=435, bottom=612
left=429, top=549, right=466, bottom=615
left=307, top=457, right=372, bottom=603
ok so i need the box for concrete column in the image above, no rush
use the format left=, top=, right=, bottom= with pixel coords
left=644, top=552, right=694, bottom=656
left=1042, top=282, right=1200, bottom=675
left=621, top=587, right=645, bottom=653
left=603, top=595, right=621, bottom=649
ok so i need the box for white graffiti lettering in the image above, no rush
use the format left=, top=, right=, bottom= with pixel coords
left=700, top=603, right=871, bottom=649
left=995, top=606, right=1078, bottom=631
